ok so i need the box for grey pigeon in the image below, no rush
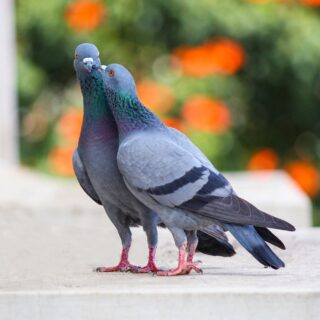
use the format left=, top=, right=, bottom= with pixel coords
left=102, top=63, right=295, bottom=276
left=73, top=43, right=160, bottom=273
left=72, top=43, right=237, bottom=273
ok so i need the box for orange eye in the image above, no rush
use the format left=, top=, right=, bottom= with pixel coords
left=109, top=69, right=115, bottom=77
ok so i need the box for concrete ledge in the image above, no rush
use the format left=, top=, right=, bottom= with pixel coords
left=0, top=202, right=319, bottom=319
left=0, top=166, right=317, bottom=319
left=1, top=289, right=319, bottom=320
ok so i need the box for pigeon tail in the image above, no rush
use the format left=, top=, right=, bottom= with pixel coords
left=196, top=231, right=236, bottom=257
left=255, top=227, right=286, bottom=250
left=181, top=195, right=296, bottom=232
left=226, top=224, right=285, bottom=269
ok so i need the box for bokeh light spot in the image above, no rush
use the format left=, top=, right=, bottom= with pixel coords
left=247, top=148, right=279, bottom=171
left=137, top=80, right=175, bottom=114
left=162, top=116, right=185, bottom=133
left=285, top=161, right=320, bottom=198
left=173, top=39, right=245, bottom=78
left=48, top=146, right=74, bottom=176
left=57, top=108, right=83, bottom=145
left=65, top=0, right=106, bottom=32
left=182, top=95, right=231, bottom=133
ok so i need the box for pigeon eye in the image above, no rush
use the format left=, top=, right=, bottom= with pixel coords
left=75, top=53, right=79, bottom=59
left=109, top=69, right=115, bottom=77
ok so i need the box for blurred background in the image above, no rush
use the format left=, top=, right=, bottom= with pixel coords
left=10, top=0, right=320, bottom=223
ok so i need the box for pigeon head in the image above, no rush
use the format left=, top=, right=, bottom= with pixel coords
left=104, top=64, right=137, bottom=98
left=104, top=63, right=164, bottom=137
left=74, top=43, right=101, bottom=77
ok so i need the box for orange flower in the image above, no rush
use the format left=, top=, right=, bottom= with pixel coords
left=285, top=161, right=319, bottom=197
left=57, top=109, right=83, bottom=145
left=162, top=116, right=185, bottom=133
left=48, top=146, right=75, bottom=176
left=300, top=0, right=320, bottom=6
left=173, top=39, right=245, bottom=77
left=247, top=148, right=279, bottom=171
left=137, top=80, right=175, bottom=114
left=181, top=95, right=231, bottom=133
left=65, top=0, right=106, bottom=32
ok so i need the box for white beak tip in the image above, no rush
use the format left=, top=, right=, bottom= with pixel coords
left=83, top=57, right=94, bottom=63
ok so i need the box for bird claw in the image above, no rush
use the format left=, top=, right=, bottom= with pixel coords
left=157, top=260, right=203, bottom=276
left=157, top=267, right=185, bottom=276
left=133, top=262, right=160, bottom=273
left=182, top=262, right=203, bottom=275
left=95, top=262, right=140, bottom=273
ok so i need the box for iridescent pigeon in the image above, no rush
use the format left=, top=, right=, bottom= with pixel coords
left=102, top=63, right=295, bottom=276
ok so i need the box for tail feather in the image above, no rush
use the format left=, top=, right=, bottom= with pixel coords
left=255, top=227, right=286, bottom=250
left=197, top=231, right=236, bottom=257
left=226, top=223, right=285, bottom=269
left=180, top=194, right=296, bottom=231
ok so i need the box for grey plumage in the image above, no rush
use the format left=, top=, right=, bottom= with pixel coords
left=73, top=44, right=160, bottom=272
left=72, top=43, right=236, bottom=273
left=103, top=63, right=295, bottom=274
left=73, top=150, right=102, bottom=205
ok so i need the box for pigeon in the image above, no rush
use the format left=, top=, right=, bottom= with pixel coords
left=102, top=63, right=295, bottom=276
left=72, top=43, right=237, bottom=273
left=73, top=43, right=160, bottom=273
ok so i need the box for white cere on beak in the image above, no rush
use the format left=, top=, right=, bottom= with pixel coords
left=101, top=65, right=107, bottom=70
left=83, top=57, right=94, bottom=63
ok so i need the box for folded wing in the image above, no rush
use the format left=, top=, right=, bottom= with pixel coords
left=117, top=132, right=295, bottom=231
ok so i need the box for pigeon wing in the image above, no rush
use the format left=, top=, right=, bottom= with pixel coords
left=73, top=150, right=102, bottom=205
left=117, top=132, right=229, bottom=208
left=118, top=132, right=295, bottom=231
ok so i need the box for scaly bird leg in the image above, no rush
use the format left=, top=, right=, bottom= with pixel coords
left=96, top=245, right=139, bottom=272
left=134, top=246, right=160, bottom=273
left=157, top=243, right=188, bottom=276
left=183, top=237, right=203, bottom=275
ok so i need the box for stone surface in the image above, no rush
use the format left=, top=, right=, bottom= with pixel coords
left=0, top=166, right=317, bottom=319
left=0, top=208, right=319, bottom=320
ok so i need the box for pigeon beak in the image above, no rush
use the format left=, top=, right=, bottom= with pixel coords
left=83, top=57, right=94, bottom=72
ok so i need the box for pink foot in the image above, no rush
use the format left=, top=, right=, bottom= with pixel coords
left=133, top=247, right=159, bottom=273
left=96, top=261, right=139, bottom=273
left=157, top=243, right=188, bottom=276
left=157, top=265, right=185, bottom=276
left=95, top=246, right=139, bottom=273
left=181, top=261, right=203, bottom=275
left=135, top=261, right=160, bottom=273
left=181, top=239, right=203, bottom=274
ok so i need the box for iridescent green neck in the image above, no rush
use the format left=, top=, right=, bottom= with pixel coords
left=107, top=90, right=165, bottom=140
left=80, top=70, right=113, bottom=121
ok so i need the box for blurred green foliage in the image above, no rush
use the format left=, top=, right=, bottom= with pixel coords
left=16, top=0, right=320, bottom=222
